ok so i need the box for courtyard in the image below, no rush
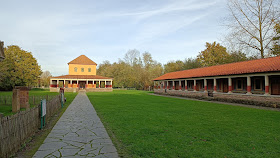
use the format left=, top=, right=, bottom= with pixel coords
left=87, top=90, right=280, bottom=157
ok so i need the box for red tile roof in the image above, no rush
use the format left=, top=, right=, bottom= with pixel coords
left=154, top=56, right=280, bottom=80
left=51, top=75, right=112, bottom=80
left=68, top=55, right=97, bottom=65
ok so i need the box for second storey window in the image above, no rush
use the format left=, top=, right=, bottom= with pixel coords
left=81, top=68, right=84, bottom=72
left=88, top=68, right=91, bottom=72
left=74, top=67, right=77, bottom=72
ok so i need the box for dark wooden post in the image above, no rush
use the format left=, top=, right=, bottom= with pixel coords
left=12, top=89, right=20, bottom=113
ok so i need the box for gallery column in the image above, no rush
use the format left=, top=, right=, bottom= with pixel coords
left=246, top=76, right=252, bottom=95
left=194, top=79, right=197, bottom=91
left=228, top=77, right=232, bottom=93
left=204, top=79, right=207, bottom=93
left=213, top=78, right=217, bottom=93
left=264, top=75, right=270, bottom=95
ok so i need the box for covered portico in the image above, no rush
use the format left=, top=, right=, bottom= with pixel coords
left=154, top=73, right=280, bottom=96
left=50, top=75, right=113, bottom=92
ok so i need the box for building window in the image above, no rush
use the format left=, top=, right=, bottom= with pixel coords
left=74, top=67, right=77, bottom=72
left=88, top=68, right=91, bottom=72
left=236, top=79, right=243, bottom=90
left=81, top=68, right=84, bottom=72
left=254, top=78, right=262, bottom=90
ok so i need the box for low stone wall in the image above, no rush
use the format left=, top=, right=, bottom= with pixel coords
left=154, top=89, right=280, bottom=108
left=51, top=87, right=113, bottom=92
left=86, top=88, right=113, bottom=92
left=0, top=95, right=62, bottom=158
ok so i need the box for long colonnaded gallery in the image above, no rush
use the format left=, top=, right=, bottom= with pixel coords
left=50, top=55, right=113, bottom=92
left=153, top=56, right=280, bottom=106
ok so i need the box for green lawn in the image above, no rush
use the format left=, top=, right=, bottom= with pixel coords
left=0, top=88, right=59, bottom=116
left=87, top=90, right=280, bottom=158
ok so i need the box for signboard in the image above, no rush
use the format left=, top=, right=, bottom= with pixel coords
left=41, top=99, right=46, bottom=117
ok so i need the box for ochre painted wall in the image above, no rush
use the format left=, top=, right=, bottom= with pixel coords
left=69, top=64, right=96, bottom=75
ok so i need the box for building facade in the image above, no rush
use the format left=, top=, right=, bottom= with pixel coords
left=153, top=56, right=280, bottom=106
left=50, top=55, right=113, bottom=92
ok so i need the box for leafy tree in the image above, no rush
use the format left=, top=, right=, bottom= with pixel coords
left=40, top=71, right=52, bottom=87
left=183, top=58, right=202, bottom=70
left=164, top=60, right=184, bottom=73
left=197, top=42, right=230, bottom=67
left=0, top=45, right=42, bottom=90
left=227, top=51, right=248, bottom=63
left=97, top=50, right=163, bottom=90
left=226, top=0, right=279, bottom=58
left=271, top=22, right=280, bottom=55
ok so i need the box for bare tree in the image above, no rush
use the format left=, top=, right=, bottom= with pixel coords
left=40, top=71, right=52, bottom=87
left=124, top=49, right=141, bottom=66
left=226, top=0, right=279, bottom=58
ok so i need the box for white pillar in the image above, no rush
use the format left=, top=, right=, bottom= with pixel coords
left=194, top=79, right=197, bottom=91
left=179, top=80, right=182, bottom=90
left=172, top=80, right=175, bottom=90
left=204, top=79, right=207, bottom=92
left=264, top=75, right=270, bottom=95
left=213, top=78, right=217, bottom=93
left=99, top=80, right=100, bottom=88
left=228, top=77, right=232, bottom=93
left=185, top=80, right=188, bottom=91
left=246, top=76, right=252, bottom=95
left=57, top=80, right=59, bottom=88
left=105, top=80, right=107, bottom=88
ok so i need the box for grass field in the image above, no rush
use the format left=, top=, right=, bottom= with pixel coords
left=0, top=88, right=59, bottom=116
left=87, top=90, right=280, bottom=157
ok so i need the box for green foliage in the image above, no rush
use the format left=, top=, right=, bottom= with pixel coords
left=97, top=50, right=163, bottom=90
left=197, top=42, right=230, bottom=67
left=163, top=58, right=202, bottom=73
left=0, top=45, right=42, bottom=90
left=227, top=51, right=249, bottom=63
left=87, top=90, right=280, bottom=157
left=271, top=22, right=280, bottom=56
left=182, top=58, right=202, bottom=70
left=164, top=60, right=184, bottom=73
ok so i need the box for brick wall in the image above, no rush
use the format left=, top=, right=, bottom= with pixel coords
left=154, top=89, right=280, bottom=108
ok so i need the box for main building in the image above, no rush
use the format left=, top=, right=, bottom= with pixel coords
left=50, top=55, right=113, bottom=92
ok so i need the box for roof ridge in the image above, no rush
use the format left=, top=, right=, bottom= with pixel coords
left=154, top=56, right=280, bottom=80
left=164, top=56, right=280, bottom=75
left=68, top=55, right=97, bottom=65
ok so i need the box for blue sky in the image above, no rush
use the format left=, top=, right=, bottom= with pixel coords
left=0, top=0, right=228, bottom=76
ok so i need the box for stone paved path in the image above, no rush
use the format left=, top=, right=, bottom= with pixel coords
left=33, top=91, right=118, bottom=158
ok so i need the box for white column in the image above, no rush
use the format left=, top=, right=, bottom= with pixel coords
left=264, top=75, right=270, bottom=95
left=246, top=76, right=252, bottom=95
left=105, top=80, right=107, bottom=88
left=204, top=79, right=207, bottom=92
left=213, top=78, right=217, bottom=93
left=194, top=79, right=197, bottom=91
left=172, top=80, right=175, bottom=90
left=185, top=80, right=188, bottom=91
left=179, top=80, right=182, bottom=90
left=228, top=77, right=232, bottom=93
left=57, top=80, right=59, bottom=88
